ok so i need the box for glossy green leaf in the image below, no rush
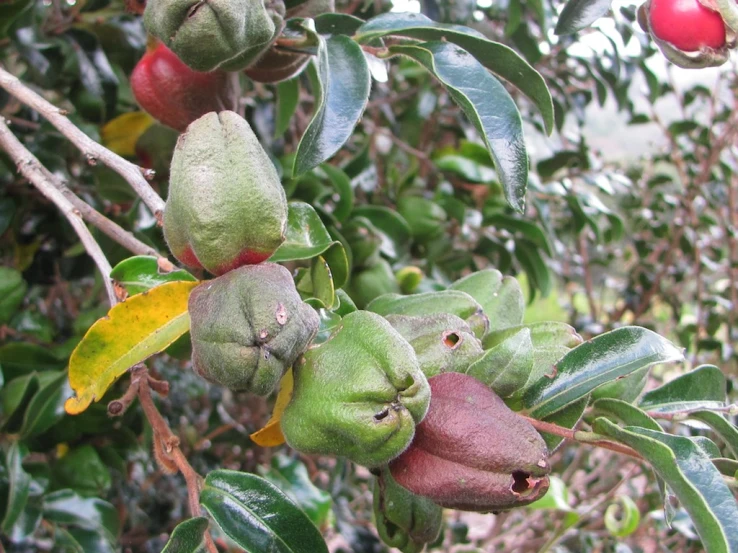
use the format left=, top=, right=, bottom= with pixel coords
left=270, top=202, right=342, bottom=262
left=259, top=455, right=332, bottom=526
left=319, top=164, right=354, bottom=223
left=0, top=373, right=39, bottom=430
left=314, top=13, right=366, bottom=36
left=639, top=365, right=726, bottom=413
left=42, top=489, right=119, bottom=540
left=485, top=213, right=553, bottom=257
left=450, top=269, right=524, bottom=333
left=20, top=370, right=70, bottom=438
left=110, top=256, right=196, bottom=296
left=1, top=442, right=31, bottom=533
left=313, top=309, right=342, bottom=345
left=604, top=496, right=640, bottom=538
left=162, top=517, right=210, bottom=553
left=483, top=321, right=581, bottom=350
left=592, top=398, right=662, bottom=431
left=590, top=365, right=650, bottom=403
left=594, top=419, right=738, bottom=553
left=554, top=0, right=614, bottom=35
left=524, top=327, right=683, bottom=419
left=515, top=240, right=552, bottom=298
left=293, top=31, right=371, bottom=176
left=466, top=328, right=533, bottom=397
left=0, top=343, right=66, bottom=381
left=354, top=12, right=554, bottom=134
left=276, top=78, right=300, bottom=138
left=390, top=41, right=528, bottom=212
left=53, top=445, right=111, bottom=497
left=310, top=256, right=335, bottom=309
left=200, top=469, right=328, bottom=553
left=689, top=411, right=738, bottom=459
left=351, top=205, right=412, bottom=259
left=0, top=267, right=27, bottom=325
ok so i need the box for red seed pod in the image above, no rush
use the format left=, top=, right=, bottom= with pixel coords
left=647, top=0, right=726, bottom=52
left=390, top=372, right=550, bottom=512
left=131, top=43, right=239, bottom=132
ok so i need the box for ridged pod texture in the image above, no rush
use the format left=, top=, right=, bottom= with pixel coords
left=386, top=314, right=484, bottom=378
left=390, top=373, right=550, bottom=512
left=244, top=0, right=335, bottom=83
left=131, top=43, right=239, bottom=132
left=188, top=263, right=319, bottom=395
left=281, top=311, right=431, bottom=467
left=143, top=0, right=280, bottom=72
left=373, top=467, right=443, bottom=553
left=163, top=111, right=287, bottom=275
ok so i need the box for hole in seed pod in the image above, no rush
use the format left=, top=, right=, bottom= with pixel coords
left=374, top=407, right=390, bottom=422
left=187, top=0, right=206, bottom=18
left=511, top=471, right=535, bottom=496
left=442, top=331, right=462, bottom=349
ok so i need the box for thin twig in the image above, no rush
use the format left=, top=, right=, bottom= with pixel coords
left=0, top=66, right=166, bottom=218
left=646, top=404, right=738, bottom=420
left=0, top=120, right=117, bottom=306
left=522, top=416, right=643, bottom=460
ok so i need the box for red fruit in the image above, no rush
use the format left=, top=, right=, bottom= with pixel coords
left=647, top=0, right=726, bottom=51
left=390, top=373, right=550, bottom=512
left=131, top=43, right=239, bottom=132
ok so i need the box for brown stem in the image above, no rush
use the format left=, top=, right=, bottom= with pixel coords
left=521, top=416, right=643, bottom=460
left=0, top=120, right=117, bottom=306
left=578, top=231, right=598, bottom=322
left=0, top=66, right=166, bottom=217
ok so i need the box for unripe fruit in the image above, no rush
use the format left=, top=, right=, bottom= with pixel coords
left=131, top=43, right=239, bottom=132
left=163, top=111, right=287, bottom=275
left=647, top=0, right=726, bottom=51
left=281, top=311, right=431, bottom=467
left=390, top=373, right=550, bottom=512
left=188, top=263, right=319, bottom=395
left=386, top=314, right=484, bottom=378
left=144, top=0, right=280, bottom=72
left=373, top=467, right=443, bottom=553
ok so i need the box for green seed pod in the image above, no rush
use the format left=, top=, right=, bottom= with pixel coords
left=385, top=314, right=484, bottom=378
left=397, top=196, right=447, bottom=241
left=163, top=111, right=287, bottom=276
left=374, top=467, right=443, bottom=553
left=390, top=373, right=550, bottom=512
left=344, top=259, right=400, bottom=309
left=367, top=291, right=489, bottom=339
left=144, top=0, right=281, bottom=72
left=281, top=311, right=430, bottom=467
left=188, top=263, right=319, bottom=395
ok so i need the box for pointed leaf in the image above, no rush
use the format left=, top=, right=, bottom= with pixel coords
left=592, top=398, right=662, bottom=431
left=269, top=202, right=341, bottom=262
left=162, top=517, right=210, bottom=553
left=110, top=256, right=197, bottom=296
left=354, top=12, right=554, bottom=133
left=293, top=32, right=371, bottom=175
left=250, top=370, right=293, bottom=447
left=639, top=365, right=726, bottom=413
left=594, top=419, right=738, bottom=553
left=65, top=281, right=199, bottom=415
left=390, top=42, right=528, bottom=212
left=524, top=327, right=684, bottom=419
left=554, top=0, right=614, bottom=35
left=200, top=470, right=328, bottom=553
left=1, top=442, right=31, bottom=533
left=689, top=411, right=738, bottom=459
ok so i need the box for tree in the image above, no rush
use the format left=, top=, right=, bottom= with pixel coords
left=0, top=0, right=737, bottom=552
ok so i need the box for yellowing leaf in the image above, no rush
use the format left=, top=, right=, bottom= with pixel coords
left=65, top=280, right=199, bottom=415
left=101, top=112, right=154, bottom=157
left=250, top=370, right=294, bottom=447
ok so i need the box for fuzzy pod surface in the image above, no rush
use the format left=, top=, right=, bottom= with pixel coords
left=131, top=43, right=239, bottom=132
left=390, top=372, right=550, bottom=512
left=373, top=467, right=443, bottom=553
left=188, top=263, right=319, bottom=395
left=386, top=314, right=484, bottom=378
left=281, top=310, right=430, bottom=467
left=144, top=0, right=280, bottom=72
left=163, top=111, right=287, bottom=275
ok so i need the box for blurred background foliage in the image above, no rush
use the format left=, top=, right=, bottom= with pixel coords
left=0, top=0, right=736, bottom=551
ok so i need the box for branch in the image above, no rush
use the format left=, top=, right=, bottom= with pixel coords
left=0, top=120, right=117, bottom=306
left=521, top=416, right=643, bottom=460
left=0, top=66, right=166, bottom=218
left=110, top=365, right=218, bottom=553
